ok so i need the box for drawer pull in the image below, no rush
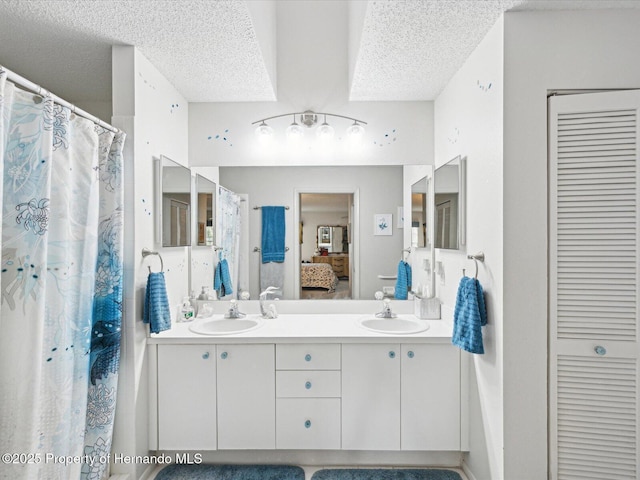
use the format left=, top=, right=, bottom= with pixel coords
left=202, top=352, right=210, bottom=360
left=594, top=345, right=607, bottom=356
left=220, top=351, right=228, bottom=360
left=407, top=351, right=415, bottom=359
left=305, top=381, right=312, bottom=390
left=305, top=354, right=312, bottom=362
left=388, top=351, right=396, bottom=359
left=304, top=420, right=311, bottom=429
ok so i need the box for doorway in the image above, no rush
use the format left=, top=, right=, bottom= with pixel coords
left=297, top=192, right=354, bottom=299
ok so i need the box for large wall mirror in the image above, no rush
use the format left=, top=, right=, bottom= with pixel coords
left=158, top=155, right=191, bottom=247
left=434, top=155, right=466, bottom=250
left=195, top=174, right=216, bottom=246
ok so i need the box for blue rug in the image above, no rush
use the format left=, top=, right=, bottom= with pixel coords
left=155, top=464, right=305, bottom=480
left=311, top=469, right=462, bottom=480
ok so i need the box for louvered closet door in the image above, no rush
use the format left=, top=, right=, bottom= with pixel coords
left=550, top=90, right=640, bottom=480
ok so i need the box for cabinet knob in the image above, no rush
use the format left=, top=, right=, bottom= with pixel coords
left=304, top=420, right=311, bottom=429
left=305, top=354, right=312, bottom=362
left=220, top=351, right=228, bottom=360
left=388, top=351, right=396, bottom=359
left=594, top=345, right=607, bottom=356
left=305, top=381, right=312, bottom=390
left=407, top=351, right=415, bottom=359
left=202, top=352, right=210, bottom=360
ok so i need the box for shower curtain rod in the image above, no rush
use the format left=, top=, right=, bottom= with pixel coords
left=2, top=65, right=119, bottom=134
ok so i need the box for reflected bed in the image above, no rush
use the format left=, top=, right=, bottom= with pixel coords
left=301, top=263, right=338, bottom=292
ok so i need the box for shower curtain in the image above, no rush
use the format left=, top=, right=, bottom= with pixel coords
left=217, top=185, right=241, bottom=299
left=0, top=70, right=125, bottom=479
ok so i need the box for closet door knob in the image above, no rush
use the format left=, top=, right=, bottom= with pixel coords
left=202, top=352, right=210, bottom=360
left=220, top=351, right=228, bottom=360
left=388, top=351, right=396, bottom=359
left=407, top=351, right=415, bottom=359
left=594, top=345, right=607, bottom=356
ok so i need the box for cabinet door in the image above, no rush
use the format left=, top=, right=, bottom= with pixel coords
left=217, top=344, right=275, bottom=449
left=342, top=344, right=400, bottom=450
left=157, top=345, right=216, bottom=450
left=401, top=344, right=460, bottom=450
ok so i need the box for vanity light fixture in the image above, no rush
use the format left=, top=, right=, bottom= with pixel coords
left=252, top=110, right=366, bottom=143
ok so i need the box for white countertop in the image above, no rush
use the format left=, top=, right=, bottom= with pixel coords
left=148, top=313, right=454, bottom=345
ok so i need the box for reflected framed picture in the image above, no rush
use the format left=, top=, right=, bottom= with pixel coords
left=374, top=214, right=393, bottom=236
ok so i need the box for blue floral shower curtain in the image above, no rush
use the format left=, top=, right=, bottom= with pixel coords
left=217, top=185, right=241, bottom=299
left=0, top=70, right=125, bottom=480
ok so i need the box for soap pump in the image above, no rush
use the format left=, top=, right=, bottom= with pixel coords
left=179, top=296, right=194, bottom=322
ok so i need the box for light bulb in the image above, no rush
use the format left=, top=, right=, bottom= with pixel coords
left=316, top=122, right=335, bottom=141
left=346, top=122, right=365, bottom=140
left=255, top=122, right=273, bottom=143
left=286, top=121, right=304, bottom=141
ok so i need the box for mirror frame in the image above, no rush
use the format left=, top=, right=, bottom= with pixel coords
left=156, top=155, right=192, bottom=248
left=434, top=155, right=466, bottom=251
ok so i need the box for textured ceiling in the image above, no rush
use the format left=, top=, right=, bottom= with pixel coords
left=0, top=0, right=639, bottom=106
left=0, top=0, right=276, bottom=102
left=349, top=0, right=640, bottom=101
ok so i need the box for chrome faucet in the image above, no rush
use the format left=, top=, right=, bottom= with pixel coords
left=375, top=298, right=397, bottom=319
left=224, top=299, right=246, bottom=319
left=260, top=286, right=280, bottom=318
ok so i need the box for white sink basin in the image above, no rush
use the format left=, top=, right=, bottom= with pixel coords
left=189, top=317, right=264, bottom=335
left=358, top=316, right=430, bottom=334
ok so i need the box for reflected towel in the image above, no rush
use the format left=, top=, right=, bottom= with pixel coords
left=143, top=272, right=171, bottom=334
left=261, top=206, right=286, bottom=263
left=394, top=260, right=412, bottom=300
left=214, top=258, right=233, bottom=298
left=452, top=276, right=488, bottom=354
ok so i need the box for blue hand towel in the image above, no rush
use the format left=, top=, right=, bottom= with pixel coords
left=394, top=260, right=412, bottom=300
left=214, top=258, right=233, bottom=298
left=143, top=272, right=171, bottom=334
left=452, top=276, right=488, bottom=354
left=261, top=206, right=286, bottom=263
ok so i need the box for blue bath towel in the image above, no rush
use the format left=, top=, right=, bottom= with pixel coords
left=261, top=206, right=286, bottom=263
left=143, top=272, right=171, bottom=334
left=394, top=260, right=412, bottom=299
left=214, top=258, right=233, bottom=297
left=452, top=276, right=487, bottom=354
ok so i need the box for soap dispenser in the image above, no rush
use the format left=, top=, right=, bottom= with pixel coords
left=179, top=296, right=194, bottom=322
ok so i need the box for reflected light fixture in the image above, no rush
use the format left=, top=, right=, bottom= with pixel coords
left=252, top=110, right=366, bottom=143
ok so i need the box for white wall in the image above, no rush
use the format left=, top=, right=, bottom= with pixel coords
left=111, top=46, right=189, bottom=480
left=434, top=17, right=504, bottom=480
left=220, top=166, right=403, bottom=300
left=503, top=10, right=640, bottom=479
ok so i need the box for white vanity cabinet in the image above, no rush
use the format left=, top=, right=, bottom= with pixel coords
left=275, top=344, right=341, bottom=449
left=216, top=344, right=275, bottom=449
left=156, top=344, right=217, bottom=450
left=342, top=343, right=461, bottom=451
left=401, top=344, right=460, bottom=450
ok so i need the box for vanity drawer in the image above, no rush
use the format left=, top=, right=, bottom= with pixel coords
left=276, top=344, right=341, bottom=370
left=276, top=370, right=341, bottom=398
left=276, top=398, right=341, bottom=449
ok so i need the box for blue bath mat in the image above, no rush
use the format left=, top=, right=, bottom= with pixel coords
left=311, top=469, right=462, bottom=480
left=155, top=464, right=305, bottom=480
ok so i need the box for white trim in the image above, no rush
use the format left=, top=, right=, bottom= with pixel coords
left=462, top=460, right=479, bottom=480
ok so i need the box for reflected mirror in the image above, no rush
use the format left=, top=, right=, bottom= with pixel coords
left=411, top=176, right=428, bottom=248
left=195, top=174, right=216, bottom=246
left=317, top=225, right=347, bottom=254
left=158, top=155, right=191, bottom=247
left=434, top=155, right=466, bottom=250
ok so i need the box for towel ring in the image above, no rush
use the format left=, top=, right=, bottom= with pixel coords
left=464, top=252, right=485, bottom=279
left=142, top=248, right=164, bottom=273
